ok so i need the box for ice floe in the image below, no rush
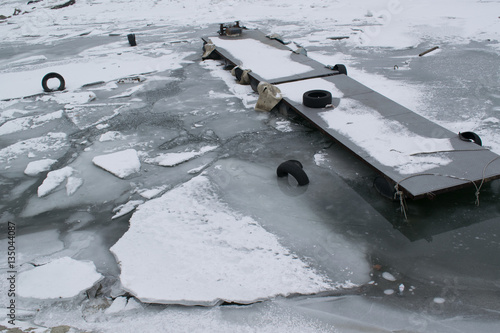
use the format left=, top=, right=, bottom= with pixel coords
left=66, top=176, right=84, bottom=196
left=37, top=92, right=96, bottom=105
left=137, top=185, right=168, bottom=199
left=0, top=51, right=193, bottom=100
left=0, top=110, right=63, bottom=135
left=24, top=158, right=57, bottom=176
left=92, top=149, right=141, bottom=178
left=144, top=145, right=218, bottom=167
left=99, top=131, right=125, bottom=142
left=111, top=175, right=333, bottom=305
left=0, top=132, right=67, bottom=163
left=112, top=200, right=144, bottom=220
left=0, top=230, right=63, bottom=268
left=37, top=166, right=74, bottom=197
left=105, top=296, right=142, bottom=314
left=18, top=257, right=103, bottom=299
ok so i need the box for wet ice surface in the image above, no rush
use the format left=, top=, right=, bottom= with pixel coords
left=1, top=0, right=500, bottom=332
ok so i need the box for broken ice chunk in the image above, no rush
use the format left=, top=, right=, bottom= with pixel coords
left=18, top=257, right=103, bottom=299
left=92, top=149, right=141, bottom=178
left=38, top=166, right=74, bottom=197
left=24, top=159, right=57, bottom=176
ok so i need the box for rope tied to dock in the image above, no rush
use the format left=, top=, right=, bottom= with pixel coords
left=394, top=155, right=500, bottom=219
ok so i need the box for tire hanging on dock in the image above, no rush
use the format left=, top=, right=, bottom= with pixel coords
left=41, top=72, right=65, bottom=93
left=127, top=34, right=137, bottom=46
left=333, top=64, right=347, bottom=75
left=276, top=160, right=309, bottom=186
left=459, top=132, right=482, bottom=146
left=303, top=90, right=332, bottom=108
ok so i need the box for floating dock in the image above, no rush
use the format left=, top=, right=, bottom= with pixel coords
left=202, top=29, right=500, bottom=200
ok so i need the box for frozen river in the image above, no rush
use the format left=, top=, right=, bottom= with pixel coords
left=0, top=0, right=500, bottom=332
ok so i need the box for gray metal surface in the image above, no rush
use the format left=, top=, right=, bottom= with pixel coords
left=204, top=30, right=500, bottom=199
left=202, top=30, right=337, bottom=84
left=279, top=77, right=500, bottom=198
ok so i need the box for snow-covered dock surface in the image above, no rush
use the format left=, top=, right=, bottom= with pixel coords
left=1, top=0, right=500, bottom=332
left=207, top=32, right=334, bottom=83
left=206, top=30, right=500, bottom=199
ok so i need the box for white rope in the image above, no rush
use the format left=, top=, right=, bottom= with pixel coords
left=394, top=155, right=500, bottom=219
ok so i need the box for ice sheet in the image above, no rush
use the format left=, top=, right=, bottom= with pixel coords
left=92, top=149, right=141, bottom=179
left=24, top=158, right=57, bottom=176
left=111, top=175, right=333, bottom=305
left=38, top=166, right=74, bottom=197
left=18, top=257, right=103, bottom=299
left=0, top=51, right=193, bottom=100
left=0, top=132, right=67, bottom=163
left=0, top=110, right=63, bottom=135
left=144, top=145, right=218, bottom=167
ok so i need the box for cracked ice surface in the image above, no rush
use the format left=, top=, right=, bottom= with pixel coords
left=111, top=175, right=334, bottom=305
left=18, top=257, right=103, bottom=299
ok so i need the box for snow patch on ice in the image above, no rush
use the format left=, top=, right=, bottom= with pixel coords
left=18, top=257, right=103, bottom=299
left=111, top=175, right=333, bottom=305
left=10, top=55, right=47, bottom=65
left=112, top=200, right=144, bottom=220
left=37, top=92, right=96, bottom=105
left=138, top=185, right=168, bottom=199
left=187, top=163, right=209, bottom=175
left=0, top=50, right=193, bottom=100
left=105, top=296, right=142, bottom=314
left=99, top=131, right=125, bottom=142
left=145, top=145, right=218, bottom=167
left=0, top=109, right=31, bottom=124
left=0, top=132, right=67, bottom=163
left=96, top=123, right=110, bottom=130
left=66, top=176, right=84, bottom=196
left=24, top=158, right=57, bottom=176
left=92, top=149, right=141, bottom=178
left=0, top=110, right=63, bottom=135
left=314, top=151, right=328, bottom=166
left=200, top=60, right=257, bottom=109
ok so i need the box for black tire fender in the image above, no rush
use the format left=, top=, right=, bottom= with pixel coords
left=303, top=90, right=332, bottom=108
left=127, top=33, right=137, bottom=46
left=277, top=160, right=309, bottom=186
left=459, top=132, right=482, bottom=146
left=333, top=64, right=347, bottom=75
left=41, top=72, right=65, bottom=93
